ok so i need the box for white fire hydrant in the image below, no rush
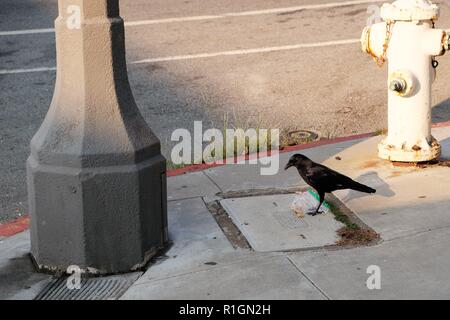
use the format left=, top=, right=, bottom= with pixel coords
left=361, top=0, right=449, bottom=162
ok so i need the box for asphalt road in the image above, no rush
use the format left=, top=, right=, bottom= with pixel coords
left=1, top=0, right=450, bottom=222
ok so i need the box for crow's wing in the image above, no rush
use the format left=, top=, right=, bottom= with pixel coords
left=305, top=164, right=353, bottom=190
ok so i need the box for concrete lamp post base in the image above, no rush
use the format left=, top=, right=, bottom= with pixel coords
left=27, top=0, right=168, bottom=274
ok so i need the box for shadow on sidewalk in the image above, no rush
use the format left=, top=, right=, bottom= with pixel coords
left=340, top=170, right=396, bottom=203
left=433, top=98, right=450, bottom=123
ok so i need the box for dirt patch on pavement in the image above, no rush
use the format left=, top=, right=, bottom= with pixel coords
left=326, top=193, right=380, bottom=248
left=336, top=227, right=380, bottom=246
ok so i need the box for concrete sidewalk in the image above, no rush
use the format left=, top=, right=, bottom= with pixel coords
left=2, top=125, right=450, bottom=299
left=122, top=124, right=450, bottom=300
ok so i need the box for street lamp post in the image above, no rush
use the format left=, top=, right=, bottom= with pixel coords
left=27, top=0, right=168, bottom=274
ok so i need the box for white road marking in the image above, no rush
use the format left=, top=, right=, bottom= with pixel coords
left=131, top=39, right=360, bottom=64
left=0, top=38, right=360, bottom=74
left=1, top=28, right=449, bottom=75
left=0, top=67, right=56, bottom=75
left=0, top=28, right=54, bottom=36
left=0, top=0, right=385, bottom=36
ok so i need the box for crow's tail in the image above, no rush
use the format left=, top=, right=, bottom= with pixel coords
left=349, top=180, right=376, bottom=194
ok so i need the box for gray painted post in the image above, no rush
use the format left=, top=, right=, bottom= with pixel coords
left=27, top=0, right=168, bottom=274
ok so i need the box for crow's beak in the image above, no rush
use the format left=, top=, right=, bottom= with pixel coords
left=284, top=162, right=293, bottom=171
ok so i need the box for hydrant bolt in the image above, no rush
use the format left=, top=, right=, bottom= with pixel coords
left=389, top=78, right=407, bottom=95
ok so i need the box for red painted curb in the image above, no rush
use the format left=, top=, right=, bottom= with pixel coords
left=433, top=121, right=450, bottom=128
left=0, top=216, right=30, bottom=237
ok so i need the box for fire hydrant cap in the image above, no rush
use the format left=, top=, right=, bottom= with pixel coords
left=381, top=0, right=440, bottom=21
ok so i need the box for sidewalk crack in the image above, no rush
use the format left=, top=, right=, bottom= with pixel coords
left=203, top=171, right=223, bottom=193
left=168, top=195, right=203, bottom=202
left=286, top=255, right=331, bottom=300
left=382, top=224, right=450, bottom=244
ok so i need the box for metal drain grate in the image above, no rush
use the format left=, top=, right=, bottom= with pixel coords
left=34, top=272, right=141, bottom=300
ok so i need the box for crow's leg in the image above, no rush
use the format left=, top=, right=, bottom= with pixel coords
left=307, top=191, right=325, bottom=216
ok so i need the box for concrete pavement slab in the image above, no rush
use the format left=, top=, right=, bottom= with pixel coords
left=336, top=167, right=450, bottom=240
left=167, top=197, right=228, bottom=242
left=288, top=226, right=450, bottom=300
left=149, top=197, right=238, bottom=281
left=205, top=162, right=303, bottom=193
left=221, top=194, right=344, bottom=252
left=204, top=138, right=366, bottom=192
left=168, top=171, right=221, bottom=201
left=0, top=231, right=52, bottom=300
left=122, top=184, right=338, bottom=300
left=121, top=254, right=326, bottom=300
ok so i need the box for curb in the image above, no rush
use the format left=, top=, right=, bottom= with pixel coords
left=2, top=121, right=450, bottom=238
left=0, top=216, right=30, bottom=238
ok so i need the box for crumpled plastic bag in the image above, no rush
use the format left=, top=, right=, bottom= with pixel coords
left=290, top=189, right=331, bottom=218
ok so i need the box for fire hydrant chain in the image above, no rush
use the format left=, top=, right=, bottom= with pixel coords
left=432, top=58, right=439, bottom=69
left=431, top=20, right=439, bottom=69
left=367, top=20, right=395, bottom=67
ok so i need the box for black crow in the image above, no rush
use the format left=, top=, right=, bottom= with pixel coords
left=285, top=154, right=376, bottom=216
